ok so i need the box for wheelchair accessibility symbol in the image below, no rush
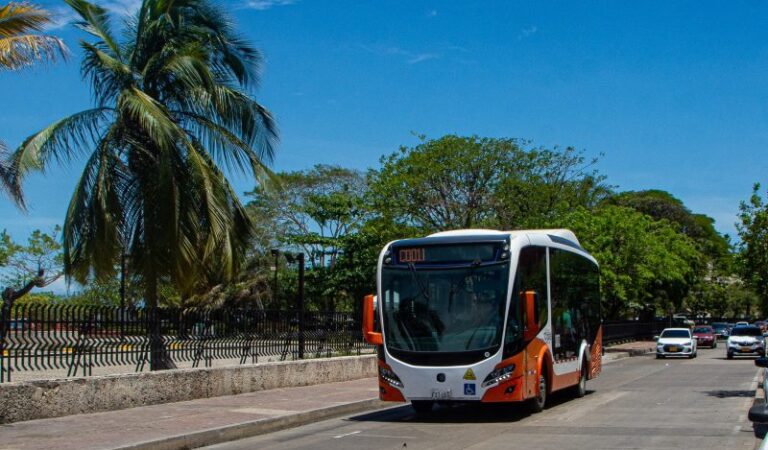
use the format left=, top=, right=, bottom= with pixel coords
left=464, top=383, right=476, bottom=396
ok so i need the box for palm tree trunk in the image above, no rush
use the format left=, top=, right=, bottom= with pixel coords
left=146, top=268, right=177, bottom=370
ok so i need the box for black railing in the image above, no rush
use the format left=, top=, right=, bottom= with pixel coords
left=602, top=320, right=668, bottom=345
left=0, top=304, right=372, bottom=383
left=3, top=304, right=749, bottom=382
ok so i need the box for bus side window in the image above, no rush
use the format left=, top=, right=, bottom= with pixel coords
left=550, top=248, right=600, bottom=361
left=505, top=246, right=547, bottom=358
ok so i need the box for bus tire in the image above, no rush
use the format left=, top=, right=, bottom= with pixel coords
left=529, top=373, right=547, bottom=413
left=573, top=362, right=588, bottom=398
left=411, top=400, right=434, bottom=414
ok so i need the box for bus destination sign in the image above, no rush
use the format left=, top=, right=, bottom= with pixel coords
left=394, top=243, right=499, bottom=264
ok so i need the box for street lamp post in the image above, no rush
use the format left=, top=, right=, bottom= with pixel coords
left=270, top=249, right=280, bottom=309
left=297, top=253, right=305, bottom=359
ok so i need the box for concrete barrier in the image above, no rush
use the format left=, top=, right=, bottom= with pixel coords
left=0, top=355, right=377, bottom=424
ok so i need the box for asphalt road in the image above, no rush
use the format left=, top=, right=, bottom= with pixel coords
left=205, top=347, right=762, bottom=450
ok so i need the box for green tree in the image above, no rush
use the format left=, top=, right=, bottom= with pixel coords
left=246, top=165, right=366, bottom=270
left=368, top=135, right=610, bottom=232
left=737, top=183, right=768, bottom=315
left=556, top=206, right=702, bottom=319
left=494, top=145, right=611, bottom=228
left=0, top=227, right=63, bottom=304
left=9, top=0, right=276, bottom=369
left=605, top=190, right=730, bottom=259
left=245, top=165, right=368, bottom=310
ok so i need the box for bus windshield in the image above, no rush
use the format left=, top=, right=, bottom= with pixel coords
left=380, top=262, right=509, bottom=353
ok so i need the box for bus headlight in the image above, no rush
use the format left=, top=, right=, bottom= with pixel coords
left=481, top=364, right=515, bottom=388
left=379, top=367, right=404, bottom=388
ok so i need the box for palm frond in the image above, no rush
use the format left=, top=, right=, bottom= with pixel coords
left=0, top=2, right=51, bottom=35
left=64, top=0, right=121, bottom=57
left=64, top=130, right=126, bottom=283
left=80, top=40, right=134, bottom=106
left=12, top=108, right=111, bottom=181
left=180, top=112, right=277, bottom=187
left=0, top=140, right=25, bottom=208
left=0, top=2, right=67, bottom=70
left=117, top=87, right=181, bottom=150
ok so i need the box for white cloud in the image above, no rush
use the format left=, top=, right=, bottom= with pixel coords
left=46, top=0, right=142, bottom=30
left=407, top=53, right=438, bottom=64
left=518, top=25, right=538, bottom=40
left=360, top=44, right=441, bottom=65
left=242, top=0, right=297, bottom=10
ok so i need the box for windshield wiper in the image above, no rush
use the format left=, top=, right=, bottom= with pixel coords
left=408, top=263, right=430, bottom=307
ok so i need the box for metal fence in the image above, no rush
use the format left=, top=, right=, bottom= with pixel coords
left=603, top=320, right=668, bottom=344
left=2, top=303, right=753, bottom=383
left=0, top=303, right=372, bottom=383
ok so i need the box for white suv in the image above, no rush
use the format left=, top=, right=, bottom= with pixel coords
left=727, top=326, right=765, bottom=359
left=656, top=328, right=697, bottom=359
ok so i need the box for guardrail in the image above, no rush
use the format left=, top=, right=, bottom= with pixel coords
left=0, top=304, right=373, bottom=383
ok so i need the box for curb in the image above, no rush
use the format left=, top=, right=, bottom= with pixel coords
left=749, top=367, right=768, bottom=449
left=113, top=398, right=387, bottom=450
left=603, top=347, right=654, bottom=364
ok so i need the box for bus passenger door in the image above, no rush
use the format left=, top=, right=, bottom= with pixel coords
left=522, top=290, right=542, bottom=400
left=524, top=346, right=539, bottom=399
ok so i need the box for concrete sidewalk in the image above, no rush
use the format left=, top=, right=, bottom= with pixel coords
left=0, top=343, right=653, bottom=450
left=0, top=378, right=385, bottom=450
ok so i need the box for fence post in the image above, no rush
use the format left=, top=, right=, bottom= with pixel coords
left=297, top=253, right=305, bottom=359
left=0, top=297, right=9, bottom=382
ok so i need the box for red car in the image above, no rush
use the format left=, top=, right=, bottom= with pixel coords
left=693, top=325, right=717, bottom=348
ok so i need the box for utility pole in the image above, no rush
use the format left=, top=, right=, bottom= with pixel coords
left=297, top=253, right=305, bottom=359
left=270, top=249, right=280, bottom=309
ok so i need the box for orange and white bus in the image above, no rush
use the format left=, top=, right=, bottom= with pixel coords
left=362, top=229, right=602, bottom=413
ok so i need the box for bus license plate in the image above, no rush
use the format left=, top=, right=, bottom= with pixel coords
left=431, top=388, right=452, bottom=400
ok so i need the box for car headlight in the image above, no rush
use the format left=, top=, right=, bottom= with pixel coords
left=481, top=364, right=515, bottom=388
left=379, top=367, right=403, bottom=388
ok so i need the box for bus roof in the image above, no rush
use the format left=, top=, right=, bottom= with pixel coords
left=427, top=228, right=581, bottom=247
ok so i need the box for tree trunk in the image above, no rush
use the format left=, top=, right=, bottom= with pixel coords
left=146, top=264, right=176, bottom=371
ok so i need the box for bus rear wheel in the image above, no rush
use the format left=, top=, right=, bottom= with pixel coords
left=411, top=400, right=434, bottom=414
left=529, top=374, right=547, bottom=413
left=573, top=363, right=588, bottom=398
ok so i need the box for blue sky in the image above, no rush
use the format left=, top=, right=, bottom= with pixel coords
left=3, top=0, right=768, bottom=246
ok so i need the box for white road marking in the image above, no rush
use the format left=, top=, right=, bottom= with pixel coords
left=333, top=430, right=362, bottom=439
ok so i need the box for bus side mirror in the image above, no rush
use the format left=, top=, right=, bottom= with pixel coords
left=362, top=294, right=383, bottom=345
left=522, top=290, right=540, bottom=341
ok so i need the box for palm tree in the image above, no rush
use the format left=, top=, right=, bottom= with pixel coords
left=0, top=2, right=66, bottom=70
left=0, top=2, right=67, bottom=206
left=10, top=0, right=277, bottom=369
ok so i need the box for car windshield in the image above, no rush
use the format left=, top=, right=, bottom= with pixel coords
left=731, top=327, right=762, bottom=337
left=381, top=262, right=509, bottom=352
left=693, top=327, right=711, bottom=333
left=660, top=329, right=690, bottom=338
left=712, top=323, right=727, bottom=330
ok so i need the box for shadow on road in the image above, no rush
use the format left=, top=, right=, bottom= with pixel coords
left=754, top=423, right=768, bottom=439
left=701, top=389, right=755, bottom=398
left=711, top=356, right=760, bottom=361
left=348, top=390, right=596, bottom=424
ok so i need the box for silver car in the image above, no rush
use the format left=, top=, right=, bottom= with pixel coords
left=726, top=325, right=765, bottom=359
left=656, top=328, right=697, bottom=359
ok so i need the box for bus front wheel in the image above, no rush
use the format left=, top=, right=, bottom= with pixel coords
left=411, top=400, right=434, bottom=414
left=529, top=373, right=547, bottom=413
